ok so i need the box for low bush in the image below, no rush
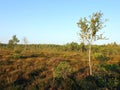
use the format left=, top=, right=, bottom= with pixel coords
left=53, top=61, right=72, bottom=79
left=78, top=76, right=98, bottom=90
left=13, top=54, right=23, bottom=59
left=94, top=53, right=110, bottom=61
left=101, top=64, right=120, bottom=73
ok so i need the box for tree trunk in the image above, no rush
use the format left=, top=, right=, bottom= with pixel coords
left=24, top=44, right=27, bottom=51
left=88, top=43, right=92, bottom=75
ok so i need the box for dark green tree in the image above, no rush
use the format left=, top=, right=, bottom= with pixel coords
left=65, top=42, right=79, bottom=51
left=77, top=11, right=107, bottom=75
left=8, top=35, right=20, bottom=48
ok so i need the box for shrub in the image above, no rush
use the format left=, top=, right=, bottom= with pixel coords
left=94, top=64, right=120, bottom=89
left=53, top=61, right=71, bottom=79
left=14, top=49, right=22, bottom=54
left=13, top=77, right=30, bottom=89
left=94, top=53, right=110, bottom=61
left=102, top=64, right=120, bottom=73
left=78, top=76, right=98, bottom=90
left=94, top=73, right=119, bottom=89
left=13, top=54, right=22, bottom=59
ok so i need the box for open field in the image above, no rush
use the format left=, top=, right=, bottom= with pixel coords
left=1, top=0, right=120, bottom=90
left=0, top=44, right=120, bottom=90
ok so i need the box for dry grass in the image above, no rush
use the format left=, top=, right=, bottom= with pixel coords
left=0, top=46, right=120, bottom=89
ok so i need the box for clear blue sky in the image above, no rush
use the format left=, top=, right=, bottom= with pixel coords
left=0, top=0, right=120, bottom=44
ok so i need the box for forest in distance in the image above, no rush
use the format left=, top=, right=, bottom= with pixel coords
left=0, top=12, right=120, bottom=90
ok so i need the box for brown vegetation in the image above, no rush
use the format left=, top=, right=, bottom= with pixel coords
left=0, top=43, right=120, bottom=90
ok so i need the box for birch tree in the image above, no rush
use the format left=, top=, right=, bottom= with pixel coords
left=23, top=37, right=28, bottom=51
left=77, top=12, right=107, bottom=75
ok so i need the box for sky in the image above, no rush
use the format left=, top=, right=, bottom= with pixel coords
left=0, top=0, right=120, bottom=45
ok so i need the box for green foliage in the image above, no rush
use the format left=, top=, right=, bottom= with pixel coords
left=94, top=53, right=110, bottom=61
left=13, top=54, right=22, bottom=59
left=64, top=42, right=80, bottom=51
left=94, top=73, right=119, bottom=89
left=8, top=35, right=20, bottom=48
left=53, top=61, right=71, bottom=79
left=102, top=64, right=120, bottom=73
left=95, top=64, right=120, bottom=89
left=77, top=11, right=106, bottom=44
left=79, top=76, right=98, bottom=90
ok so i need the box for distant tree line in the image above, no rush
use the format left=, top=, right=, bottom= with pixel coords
left=0, top=35, right=120, bottom=55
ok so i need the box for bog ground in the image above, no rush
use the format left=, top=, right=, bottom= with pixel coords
left=0, top=44, right=120, bottom=90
